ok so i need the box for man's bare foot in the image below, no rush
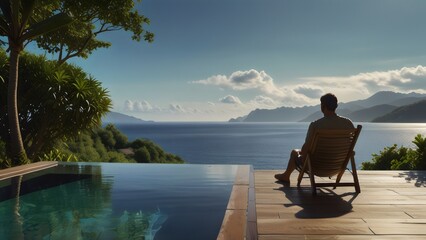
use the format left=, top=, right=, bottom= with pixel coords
left=274, top=173, right=290, bottom=183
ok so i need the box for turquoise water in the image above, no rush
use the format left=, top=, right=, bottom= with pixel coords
left=115, top=122, right=426, bottom=169
left=0, top=163, right=238, bottom=240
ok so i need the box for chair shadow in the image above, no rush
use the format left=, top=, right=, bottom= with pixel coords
left=274, top=183, right=358, bottom=219
left=397, top=171, right=426, bottom=187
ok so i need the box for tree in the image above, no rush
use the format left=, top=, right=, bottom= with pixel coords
left=105, top=124, right=128, bottom=149
left=0, top=50, right=111, bottom=161
left=33, top=0, right=154, bottom=64
left=134, top=147, right=150, bottom=163
left=0, top=0, right=154, bottom=166
left=0, top=0, right=72, bottom=165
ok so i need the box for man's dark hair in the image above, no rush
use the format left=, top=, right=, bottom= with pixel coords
left=320, top=93, right=338, bottom=111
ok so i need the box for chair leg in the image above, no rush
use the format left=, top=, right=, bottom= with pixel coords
left=297, top=170, right=304, bottom=187
left=297, top=160, right=307, bottom=187
left=307, top=157, right=316, bottom=195
left=335, top=170, right=344, bottom=184
left=350, top=156, right=361, bottom=193
left=334, top=169, right=345, bottom=189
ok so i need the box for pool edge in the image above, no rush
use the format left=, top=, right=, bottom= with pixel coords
left=0, top=161, right=58, bottom=181
left=217, top=165, right=257, bottom=240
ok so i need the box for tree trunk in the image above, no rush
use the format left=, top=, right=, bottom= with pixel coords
left=7, top=47, right=28, bottom=166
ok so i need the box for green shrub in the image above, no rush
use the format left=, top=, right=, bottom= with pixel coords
left=47, top=125, right=184, bottom=165
left=98, top=130, right=116, bottom=150
left=130, top=138, right=183, bottom=164
left=107, top=151, right=131, bottom=163
left=105, top=124, right=128, bottom=149
left=134, top=147, right=151, bottom=163
left=0, top=139, right=11, bottom=168
left=413, top=134, right=426, bottom=169
left=362, top=134, right=426, bottom=170
left=38, top=149, right=78, bottom=162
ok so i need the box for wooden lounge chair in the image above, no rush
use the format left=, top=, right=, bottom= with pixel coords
left=297, top=125, right=362, bottom=195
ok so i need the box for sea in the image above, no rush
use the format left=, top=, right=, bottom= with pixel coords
left=114, top=122, right=426, bottom=170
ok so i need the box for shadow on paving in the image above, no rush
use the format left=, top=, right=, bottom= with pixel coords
left=274, top=184, right=358, bottom=219
left=399, top=171, right=426, bottom=187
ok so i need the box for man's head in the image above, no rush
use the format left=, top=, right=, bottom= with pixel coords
left=320, top=93, right=338, bottom=112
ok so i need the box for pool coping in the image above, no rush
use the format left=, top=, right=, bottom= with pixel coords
left=217, top=165, right=257, bottom=240
left=0, top=161, right=58, bottom=181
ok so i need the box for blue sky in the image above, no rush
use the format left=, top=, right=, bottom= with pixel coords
left=67, top=0, right=426, bottom=121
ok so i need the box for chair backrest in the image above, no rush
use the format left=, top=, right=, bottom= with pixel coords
left=306, top=125, right=362, bottom=177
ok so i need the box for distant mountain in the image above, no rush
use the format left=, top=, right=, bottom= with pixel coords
left=373, top=100, right=426, bottom=123
left=103, top=112, right=151, bottom=124
left=243, top=106, right=317, bottom=122
left=389, top=96, right=426, bottom=107
left=299, top=109, right=352, bottom=122
left=229, top=115, right=247, bottom=122
left=346, top=104, right=398, bottom=122
left=347, top=91, right=426, bottom=108
left=229, top=91, right=426, bottom=123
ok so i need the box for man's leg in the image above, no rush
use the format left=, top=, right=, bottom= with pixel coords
left=275, top=149, right=301, bottom=182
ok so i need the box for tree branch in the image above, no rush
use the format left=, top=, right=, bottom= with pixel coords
left=58, top=33, right=93, bottom=65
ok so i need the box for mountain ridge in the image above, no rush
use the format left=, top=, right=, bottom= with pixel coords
left=102, top=111, right=152, bottom=124
left=373, top=99, right=426, bottom=123
left=230, top=91, right=426, bottom=123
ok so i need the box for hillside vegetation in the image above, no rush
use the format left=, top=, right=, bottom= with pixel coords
left=37, top=124, right=184, bottom=165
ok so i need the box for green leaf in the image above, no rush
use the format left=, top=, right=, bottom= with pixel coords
left=10, top=0, right=19, bottom=34
left=0, top=17, right=9, bottom=35
left=19, top=0, right=37, bottom=35
left=0, top=0, right=12, bottom=24
left=22, top=12, right=73, bottom=41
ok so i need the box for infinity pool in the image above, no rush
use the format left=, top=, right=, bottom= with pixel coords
left=0, top=163, right=240, bottom=239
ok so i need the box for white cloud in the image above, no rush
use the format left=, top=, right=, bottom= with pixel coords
left=124, top=100, right=160, bottom=112
left=193, top=66, right=426, bottom=108
left=193, top=69, right=285, bottom=97
left=250, top=95, right=275, bottom=106
left=123, top=66, right=426, bottom=121
left=219, top=95, right=242, bottom=104
left=124, top=100, right=135, bottom=111
left=294, top=86, right=324, bottom=98
left=300, top=65, right=426, bottom=102
left=169, top=104, right=186, bottom=113
left=135, top=100, right=153, bottom=111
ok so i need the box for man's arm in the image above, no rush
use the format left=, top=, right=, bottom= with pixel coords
left=300, top=122, right=314, bottom=156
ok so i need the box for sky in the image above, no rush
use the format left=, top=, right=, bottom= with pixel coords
left=65, top=0, right=426, bottom=121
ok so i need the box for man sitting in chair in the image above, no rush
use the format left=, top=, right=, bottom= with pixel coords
left=274, top=93, right=354, bottom=184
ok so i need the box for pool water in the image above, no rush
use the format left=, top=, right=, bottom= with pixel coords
left=0, top=163, right=238, bottom=240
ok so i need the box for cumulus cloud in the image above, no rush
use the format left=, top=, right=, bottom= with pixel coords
left=251, top=95, right=275, bottom=106
left=356, top=65, right=426, bottom=92
left=169, top=104, right=186, bottom=113
left=124, top=100, right=135, bottom=111
left=300, top=65, right=426, bottom=102
left=124, top=100, right=157, bottom=112
left=193, top=69, right=285, bottom=97
left=191, top=65, right=426, bottom=110
left=294, top=86, right=324, bottom=98
left=220, top=95, right=242, bottom=104
left=136, top=100, right=153, bottom=111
